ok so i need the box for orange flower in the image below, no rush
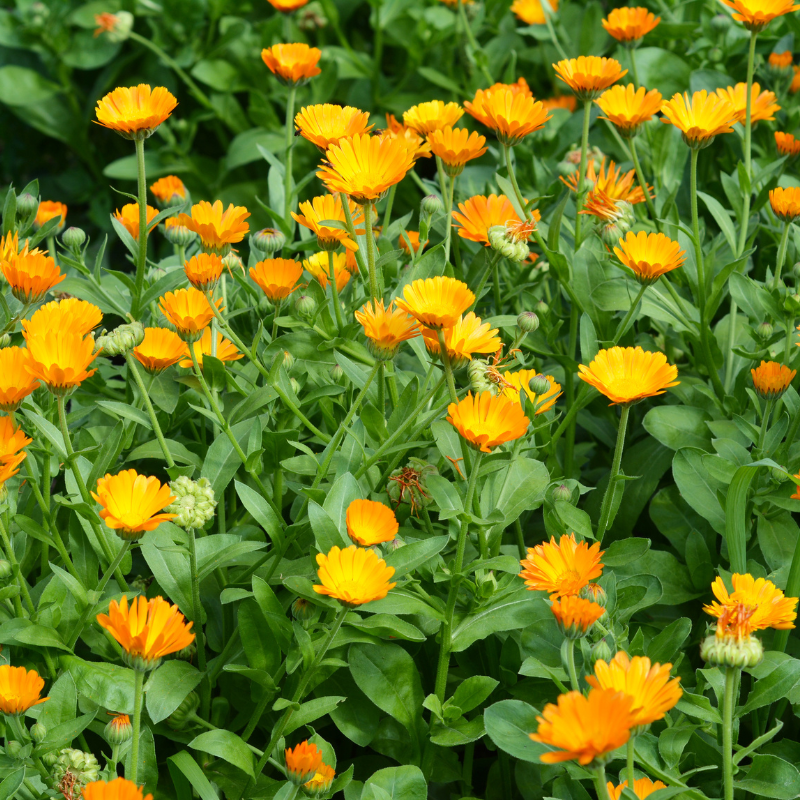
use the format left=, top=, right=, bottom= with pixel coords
left=380, top=115, right=431, bottom=160
left=285, top=741, right=324, bottom=785
left=0, top=416, right=32, bottom=477
left=595, top=85, right=662, bottom=137
left=613, top=231, right=686, bottom=285
left=292, top=195, right=364, bottom=251
left=304, top=763, right=335, bottom=796
left=150, top=176, right=187, bottom=204
left=770, top=50, right=793, bottom=68
left=501, top=370, right=562, bottom=413
left=0, top=665, right=48, bottom=715
left=261, top=43, right=322, bottom=86
left=355, top=299, right=420, bottom=359
left=704, top=573, right=798, bottom=631
left=403, top=101, right=464, bottom=135
left=250, top=258, right=304, bottom=301
left=0, top=348, right=38, bottom=411
left=303, top=252, right=351, bottom=292
left=399, top=231, right=427, bottom=254
left=453, top=194, right=523, bottom=245
left=95, top=84, right=178, bottom=139
left=395, top=276, right=475, bottom=329
left=422, top=312, right=501, bottom=368
left=464, top=87, right=550, bottom=146
left=176, top=200, right=250, bottom=254
left=114, top=203, right=159, bottom=241
left=25, top=331, right=98, bottom=395
left=133, top=327, right=186, bottom=375
left=184, top=253, right=224, bottom=291
left=2, top=250, right=64, bottom=304
left=180, top=328, right=243, bottom=369
left=776, top=131, right=800, bottom=156
left=608, top=779, right=667, bottom=800
left=721, top=0, right=799, bottom=30
left=94, top=12, right=119, bottom=36
left=553, top=57, right=627, bottom=101
left=562, top=158, right=650, bottom=205
left=447, top=391, right=529, bottom=452
left=541, top=95, right=577, bottom=112
left=660, top=90, right=738, bottom=148
left=295, top=104, right=372, bottom=151
left=520, top=533, right=604, bottom=598
left=346, top=499, right=399, bottom=546
left=313, top=545, right=397, bottom=606
left=35, top=201, right=67, bottom=230
left=83, top=778, right=152, bottom=800
left=769, top=187, right=800, bottom=222
left=550, top=595, right=606, bottom=638
left=601, top=6, right=660, bottom=41
left=716, top=82, right=780, bottom=124
left=22, top=298, right=102, bottom=338
left=267, top=0, right=310, bottom=11
left=751, top=360, right=796, bottom=398
left=159, top=287, right=221, bottom=342
left=427, top=126, right=487, bottom=175
left=510, top=0, right=558, bottom=24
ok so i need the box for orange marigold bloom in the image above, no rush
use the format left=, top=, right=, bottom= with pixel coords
left=395, top=276, right=475, bottom=329
left=770, top=50, right=793, bottom=68
left=95, top=84, right=177, bottom=139
left=542, top=95, right=577, bottom=112
left=428, top=126, right=487, bottom=175
left=92, top=469, right=176, bottom=541
left=0, top=348, right=38, bottom=411
left=613, top=231, right=686, bottom=285
left=595, top=85, right=662, bottom=137
left=35, top=201, right=67, bottom=230
left=563, top=158, right=650, bottom=205
left=304, top=763, right=335, bottom=795
left=261, top=43, right=321, bottom=86
left=520, top=534, right=604, bottom=598
left=267, top=0, right=310, bottom=11
left=159, top=287, right=221, bottom=342
left=26, top=332, right=98, bottom=395
left=295, top=104, right=372, bottom=151
left=0, top=416, right=32, bottom=475
left=285, top=741, right=323, bottom=785
left=660, top=90, right=738, bottom=148
left=608, top=778, right=667, bottom=800
left=553, top=57, right=627, bottom=101
left=22, top=298, right=102, bottom=339
left=550, top=595, right=606, bottom=638
left=346, top=499, right=399, bottom=546
left=510, top=0, right=558, bottom=24
left=355, top=299, right=420, bottom=360
left=180, top=328, right=243, bottom=370
left=501, top=370, right=562, bottom=414
left=0, top=665, right=48, bottom=715
left=150, top=176, right=187, bottom=204
left=776, top=131, right=800, bottom=156
left=184, top=253, right=224, bottom=291
left=292, top=195, right=364, bottom=251
left=97, top=595, right=195, bottom=670
left=380, top=115, right=431, bottom=160
left=716, top=82, right=780, bottom=124
left=175, top=200, right=250, bottom=253
left=403, top=100, right=464, bottom=135
left=422, top=312, right=501, bottom=369
left=464, top=87, right=550, bottom=146
left=769, top=186, right=800, bottom=221
left=447, top=391, right=529, bottom=452
left=83, top=778, right=152, bottom=800
left=114, top=203, right=159, bottom=241
left=303, top=252, right=351, bottom=292
left=704, top=573, right=798, bottom=631
left=601, top=6, right=660, bottom=41
left=751, top=359, right=796, bottom=398
left=250, top=258, right=304, bottom=301
left=2, top=250, right=64, bottom=304
left=399, top=231, right=427, bottom=254
left=453, top=194, right=523, bottom=245
left=133, top=327, right=186, bottom=375
left=313, top=544, right=397, bottom=606
left=721, top=0, right=799, bottom=30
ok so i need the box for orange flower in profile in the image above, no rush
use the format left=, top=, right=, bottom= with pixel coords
left=553, top=57, right=627, bottom=101
left=452, top=194, right=523, bottom=245
left=520, top=534, right=604, bottom=598
left=776, top=131, right=800, bottom=156
left=464, top=88, right=550, bottom=146
left=295, top=104, right=372, bottom=151
left=0, top=665, right=48, bottom=715
left=83, top=778, right=152, bottom=800
left=133, top=328, right=186, bottom=375
left=510, top=0, right=558, bottom=24
left=501, top=370, right=562, bottom=414
left=399, top=231, right=427, bottom=254
left=769, top=187, right=800, bottom=222
left=26, top=332, right=98, bottom=395
left=95, top=85, right=177, bottom=139
left=250, top=259, right=304, bottom=301
left=184, top=253, right=224, bottom=291
left=292, top=195, right=364, bottom=251
left=396, top=276, right=474, bottom=329
left=0, top=348, right=38, bottom=411
left=381, top=115, right=432, bottom=160
left=716, top=82, right=780, bottom=124
left=422, top=313, right=502, bottom=369
left=721, top=0, right=799, bottom=30
left=313, top=545, right=396, bottom=606
left=150, top=176, right=187, bottom=204
left=267, top=0, right=310, bottom=11
left=542, top=95, right=577, bottom=112
left=2, top=250, right=64, bottom=304
left=704, top=573, right=798, bottom=631
left=428, top=127, right=487, bottom=175
left=92, top=469, right=176, bottom=541
left=114, top=203, right=159, bottom=241
left=601, top=7, right=660, bottom=41
left=159, top=287, right=221, bottom=342
left=562, top=158, right=650, bottom=205
left=550, top=596, right=606, bottom=638
left=751, top=360, right=796, bottom=398
left=303, top=252, right=351, bottom=292
left=285, top=741, right=324, bottom=785
left=614, top=231, right=686, bottom=285
left=180, top=328, right=243, bottom=369
left=0, top=416, right=32, bottom=476
left=22, top=298, right=102, bottom=338
left=261, top=43, right=321, bottom=86
left=403, top=100, right=464, bottom=135
left=355, top=299, right=420, bottom=360
left=304, top=763, right=335, bottom=795
left=97, top=595, right=195, bottom=670
left=35, top=201, right=67, bottom=230
left=176, top=200, right=250, bottom=253
left=447, top=391, right=529, bottom=452
left=346, top=499, right=399, bottom=546
left=660, top=91, right=738, bottom=148
left=595, top=85, right=662, bottom=137
left=770, top=50, right=793, bottom=68
left=579, top=346, right=678, bottom=406
left=608, top=779, right=667, bottom=800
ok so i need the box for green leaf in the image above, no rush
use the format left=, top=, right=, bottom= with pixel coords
left=739, top=659, right=800, bottom=716
left=426, top=474, right=464, bottom=520
left=697, top=191, right=737, bottom=253
left=65, top=656, right=136, bottom=714
left=189, top=730, right=255, bottom=778
left=145, top=661, right=203, bottom=724
left=646, top=618, right=692, bottom=664
left=484, top=699, right=548, bottom=763
left=168, top=751, right=220, bottom=800
left=0, top=66, right=59, bottom=105
left=643, top=406, right=713, bottom=452
left=675, top=691, right=722, bottom=724
left=451, top=676, right=499, bottom=714
left=736, top=755, right=800, bottom=799
left=234, top=480, right=283, bottom=546
left=96, top=400, right=152, bottom=429
left=364, top=766, right=427, bottom=800
left=603, top=538, right=651, bottom=567
left=383, top=535, right=449, bottom=578
left=284, top=696, right=346, bottom=734
left=0, top=769, right=25, bottom=800
left=726, top=465, right=758, bottom=573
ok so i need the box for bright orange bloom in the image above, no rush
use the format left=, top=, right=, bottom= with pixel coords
left=0, top=348, right=38, bottom=411
left=553, top=57, right=627, bottom=101
left=660, top=90, right=738, bottom=148
left=92, top=469, right=176, bottom=540
left=150, top=176, right=187, bottom=204
left=304, top=763, right=335, bottom=795
left=381, top=115, right=431, bottom=160
left=713, top=602, right=759, bottom=642
left=520, top=534, right=604, bottom=598
left=83, top=778, right=153, bottom=800
left=579, top=346, right=678, bottom=405
left=346, top=499, right=399, bottom=546
left=114, top=203, right=159, bottom=241
left=563, top=158, right=650, bottom=205
left=22, top=298, right=102, bottom=339
left=422, top=312, right=501, bottom=369
left=285, top=741, right=324, bottom=785
left=716, top=82, right=780, bottom=124
left=428, top=127, right=487, bottom=175
left=292, top=195, right=364, bottom=250
left=751, top=360, right=796, bottom=398
left=614, top=231, right=686, bottom=285
left=159, top=288, right=221, bottom=342
left=721, top=0, right=799, bottom=30
left=452, top=194, right=523, bottom=245
left=510, top=0, right=558, bottom=24
left=313, top=545, right=397, bottom=606
left=704, top=573, right=798, bottom=631
left=2, top=250, right=64, bottom=304
left=250, top=259, right=304, bottom=301
left=180, top=328, right=243, bottom=369
left=464, top=87, right=550, bottom=146
left=403, top=101, right=464, bottom=135
left=94, top=12, right=119, bottom=36
left=0, top=417, right=31, bottom=480
left=770, top=51, right=793, bottom=68
left=608, top=778, right=667, bottom=800
left=769, top=187, right=800, bottom=221
left=35, top=201, right=67, bottom=230
left=303, top=252, right=351, bottom=292
left=26, top=332, right=98, bottom=395
left=0, top=666, right=47, bottom=715
left=175, top=200, right=250, bottom=253
left=295, top=104, right=372, bottom=151
left=95, top=84, right=177, bottom=139
left=447, top=391, right=530, bottom=452
left=184, top=253, right=224, bottom=291
left=595, top=85, right=662, bottom=137
left=396, top=276, right=475, bottom=329
left=541, top=95, right=577, bottom=112
left=97, top=595, right=195, bottom=670
left=550, top=595, right=606, bottom=638
left=501, top=370, right=562, bottom=414
left=133, top=328, right=186, bottom=375
left=267, top=0, right=310, bottom=11
left=601, top=7, right=660, bottom=41
left=355, top=299, right=421, bottom=359
left=776, top=131, right=800, bottom=156
left=399, top=231, right=427, bottom=254
left=261, top=43, right=322, bottom=85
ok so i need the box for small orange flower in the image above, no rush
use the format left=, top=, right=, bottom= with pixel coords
left=447, top=391, right=529, bottom=452
left=303, top=252, right=351, bottom=292
left=133, top=328, right=187, bottom=375
left=313, top=545, right=397, bottom=606
left=292, top=195, right=364, bottom=250
left=83, top=778, right=152, bottom=800
left=285, top=741, right=324, bottom=785
left=550, top=595, right=606, bottom=638
left=304, top=763, right=335, bottom=796
left=704, top=573, right=798, bottom=631
left=403, top=100, right=464, bottom=135
left=295, top=104, right=373, bottom=151
left=250, top=259, right=304, bottom=301
left=396, top=276, right=475, bottom=329
left=721, top=0, right=799, bottom=31
left=2, top=250, right=64, bottom=304
left=95, top=84, right=178, bottom=139
left=261, top=43, right=322, bottom=86
left=501, top=370, right=562, bottom=413
left=150, top=176, right=187, bottom=204
left=595, top=85, right=663, bottom=137
left=380, top=115, right=432, bottom=160
left=267, top=0, right=310, bottom=11
left=608, top=779, right=667, bottom=800
left=355, top=299, right=421, bottom=359
left=399, top=231, right=427, bottom=254
left=427, top=126, right=487, bottom=175
left=422, top=312, right=501, bottom=369
left=176, top=200, right=250, bottom=254
left=159, top=288, right=221, bottom=342
left=0, top=665, right=48, bottom=715
left=114, top=203, right=159, bottom=241
left=346, top=499, right=399, bottom=546
left=770, top=51, right=793, bottom=68
left=553, top=57, right=627, bottom=101
left=0, top=348, right=38, bottom=411
left=520, top=533, right=604, bottom=598
left=464, top=87, right=550, bottom=146
left=22, top=298, right=102, bottom=338
left=35, top=201, right=67, bottom=230
left=751, top=360, right=796, bottom=398
left=541, top=95, right=577, bottom=112
left=775, top=131, right=800, bottom=156
left=94, top=12, right=119, bottom=36
left=184, top=253, right=224, bottom=291
left=0, top=416, right=32, bottom=472
left=716, top=82, right=780, bottom=124
left=26, top=332, right=99, bottom=395
left=769, top=187, right=800, bottom=221
left=510, top=0, right=558, bottom=24
left=180, top=328, right=243, bottom=369
left=660, top=90, right=738, bottom=148
left=562, top=158, right=650, bottom=205
left=452, top=194, right=523, bottom=245
left=613, top=231, right=686, bottom=285
left=601, top=7, right=660, bottom=42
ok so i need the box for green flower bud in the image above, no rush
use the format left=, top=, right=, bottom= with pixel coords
left=5, top=741, right=22, bottom=759
left=421, top=195, right=444, bottom=217
left=708, top=47, right=723, bottom=62
left=102, top=10, right=134, bottom=42
left=535, top=300, right=549, bottom=316
left=104, top=714, right=132, bottom=745
left=0, top=334, right=11, bottom=350
left=792, top=262, right=800, bottom=278
left=164, top=223, right=196, bottom=248
left=516, top=312, right=539, bottom=333
left=591, top=638, right=614, bottom=665
left=757, top=321, right=774, bottom=340
left=550, top=483, right=573, bottom=504
left=167, top=692, right=200, bottom=730
left=16, top=193, right=38, bottom=220
left=62, top=227, right=86, bottom=251
left=175, top=642, right=197, bottom=661
left=771, top=466, right=789, bottom=482
left=252, top=228, right=286, bottom=255
left=599, top=202, right=634, bottom=246
left=529, top=375, right=551, bottom=396
left=385, top=536, right=405, bottom=553
left=710, top=13, right=732, bottom=29
left=289, top=377, right=301, bottom=395
left=295, top=294, right=317, bottom=318
left=488, top=226, right=530, bottom=263
left=30, top=722, right=47, bottom=742
left=50, top=748, right=101, bottom=800
left=95, top=321, right=145, bottom=357
left=223, top=252, right=243, bottom=275
left=477, top=570, right=498, bottom=599
left=42, top=751, right=58, bottom=767
left=292, top=597, right=315, bottom=623
left=580, top=582, right=607, bottom=607
left=700, top=634, right=764, bottom=668
left=282, top=350, right=295, bottom=372
left=0, top=560, right=13, bottom=582
left=330, top=363, right=345, bottom=384
left=167, top=476, right=217, bottom=530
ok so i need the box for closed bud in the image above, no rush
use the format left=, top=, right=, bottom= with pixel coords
left=771, top=466, right=789, bottom=482
left=102, top=10, right=134, bottom=42
left=222, top=252, right=243, bottom=275
left=550, top=483, right=573, bottom=504
left=421, top=195, right=443, bottom=217
left=252, top=228, right=286, bottom=255
left=175, top=642, right=197, bottom=661
left=535, top=300, right=549, bottom=316
left=477, top=570, right=498, bottom=599
left=42, top=752, right=58, bottom=767
left=16, top=193, right=38, bottom=220
left=167, top=476, right=216, bottom=530
left=5, top=741, right=22, bottom=758
left=292, top=597, right=315, bottom=622
left=289, top=377, right=301, bottom=395
left=529, top=375, right=551, bottom=396
left=0, top=560, right=13, bottom=582
left=294, top=294, right=317, bottom=318
left=488, top=226, right=529, bottom=262
left=104, top=714, right=132, bottom=745
left=167, top=692, right=200, bottom=730
left=330, top=363, right=345, bottom=384
left=757, top=321, right=774, bottom=340
left=0, top=335, right=11, bottom=350
left=385, top=536, right=405, bottom=552
left=96, top=321, right=145, bottom=357
left=516, top=311, right=539, bottom=333
left=708, top=47, right=723, bottom=62
left=591, top=638, right=614, bottom=665
left=62, top=227, right=86, bottom=251
left=701, top=633, right=764, bottom=668
left=164, top=223, right=196, bottom=248
left=580, top=582, right=607, bottom=607
left=710, top=13, right=732, bottom=29
left=792, top=262, right=800, bottom=278
left=282, top=350, right=295, bottom=371
left=30, top=722, right=46, bottom=742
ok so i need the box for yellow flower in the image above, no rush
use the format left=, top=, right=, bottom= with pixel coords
left=176, top=200, right=250, bottom=254
left=422, top=312, right=501, bottom=369
left=303, top=252, right=351, bottom=292
left=704, top=573, right=798, bottom=631
left=578, top=346, right=679, bottom=406
left=292, top=194, right=364, bottom=250
left=601, top=6, right=660, bottom=41
left=35, top=201, right=67, bottom=230
left=313, top=544, right=397, bottom=606
left=608, top=778, right=667, bottom=800
left=184, top=253, right=224, bottom=291
left=2, top=250, right=64, bottom=304
left=22, top=298, right=102, bottom=339
left=751, top=360, right=796, bottom=398
left=355, top=299, right=421, bottom=360
left=159, top=288, right=221, bottom=342
left=403, top=101, right=464, bottom=135
left=83, top=779, right=153, bottom=800
left=395, top=276, right=475, bottom=329
left=346, top=499, right=399, bottom=546
left=261, top=43, right=322, bottom=86
left=114, top=203, right=159, bottom=241
left=769, top=187, right=800, bottom=222
left=95, top=84, right=178, bottom=139
left=0, top=348, right=38, bottom=411
left=250, top=258, right=304, bottom=301
left=501, top=370, right=562, bottom=413
left=613, top=231, right=686, bottom=285
left=133, top=328, right=187, bottom=375
left=553, top=57, right=627, bottom=102
left=0, top=665, right=48, bottom=715
left=550, top=595, right=606, bottom=638
left=510, top=0, right=558, bottom=23
left=520, top=534, right=604, bottom=598
left=660, top=90, right=738, bottom=148
left=447, top=391, right=529, bottom=452
left=150, top=176, right=187, bottom=205
left=721, top=0, right=799, bottom=30
left=26, top=332, right=98, bottom=395
left=464, top=88, right=550, bottom=146
left=452, top=194, right=524, bottom=245
left=595, top=85, right=663, bottom=137
left=427, top=126, right=487, bottom=176
left=285, top=741, right=323, bottom=785
left=775, top=131, right=800, bottom=156
left=179, top=328, right=243, bottom=369
left=381, top=114, right=432, bottom=160
left=295, top=104, right=373, bottom=151
left=716, top=82, right=780, bottom=124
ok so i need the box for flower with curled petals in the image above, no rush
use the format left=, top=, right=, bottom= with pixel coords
left=770, top=187, right=800, bottom=221
left=380, top=115, right=431, bottom=160
left=250, top=259, right=304, bottom=301
left=303, top=252, right=351, bottom=292
left=175, top=200, right=250, bottom=255
left=453, top=194, right=524, bottom=245
left=35, top=201, right=67, bottom=230
left=292, top=195, right=363, bottom=251
left=355, top=299, right=420, bottom=360
left=613, top=231, right=686, bottom=285
left=601, top=7, right=660, bottom=42
left=180, top=328, right=242, bottom=370
left=295, top=104, right=372, bottom=151
left=704, top=573, right=798, bottom=631
left=0, top=666, right=47, bottom=715
left=464, top=87, right=550, bottom=146
left=447, top=391, right=529, bottom=452
left=562, top=158, right=650, bottom=205
left=304, top=763, right=335, bottom=797
left=83, top=779, right=152, bottom=800
left=553, top=57, right=627, bottom=102
left=579, top=346, right=678, bottom=405
left=285, top=741, right=323, bottom=785
left=0, top=417, right=31, bottom=471
left=0, top=348, right=38, bottom=411
left=716, top=82, right=780, bottom=124
left=776, top=131, right=800, bottom=157
left=95, top=84, right=177, bottom=139
left=159, top=288, right=221, bottom=343
left=595, top=85, right=662, bottom=138
left=150, top=176, right=186, bottom=205
left=346, top=499, right=399, bottom=546
left=428, top=126, right=487, bottom=175
left=608, top=778, right=667, bottom=800
left=751, top=360, right=796, bottom=399
left=22, top=298, right=102, bottom=339
left=510, top=0, right=558, bottom=24
left=501, top=370, right=562, bottom=414
left=721, top=0, right=799, bottom=30
left=422, top=313, right=501, bottom=369
left=184, top=253, right=224, bottom=292
left=550, top=596, right=606, bottom=638
left=520, top=534, right=604, bottom=598
left=261, top=43, right=321, bottom=86
left=403, top=100, right=464, bottom=135
left=313, top=545, right=396, bottom=607
left=2, top=250, right=64, bottom=304
left=133, top=328, right=186, bottom=375
left=396, top=276, right=474, bottom=329
left=770, top=50, right=793, bottom=68
left=26, top=332, right=98, bottom=396
left=660, top=90, right=738, bottom=148
left=114, top=203, right=159, bottom=241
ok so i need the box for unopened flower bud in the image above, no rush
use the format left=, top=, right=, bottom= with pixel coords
left=167, top=476, right=216, bottom=530
left=580, top=582, right=607, bottom=607
left=708, top=47, right=723, bottom=62
left=223, top=252, right=243, bottom=275
left=104, top=714, right=132, bottom=745
left=62, top=227, right=86, bottom=251
left=282, top=350, right=295, bottom=371
left=600, top=202, right=634, bottom=245
left=42, top=752, right=58, bottom=767
left=5, top=741, right=22, bottom=758
left=30, top=722, right=47, bottom=742
left=289, top=377, right=301, bottom=395
left=516, top=311, right=539, bottom=333
left=294, top=294, right=317, bottom=318
left=102, top=10, right=134, bottom=42
left=468, top=358, right=496, bottom=395
left=175, top=642, right=197, bottom=661
left=488, top=226, right=529, bottom=262
left=757, top=322, right=774, bottom=340
left=550, top=483, right=573, bottom=504
left=421, top=195, right=443, bottom=217
left=164, top=223, right=196, bottom=248
left=477, top=570, right=498, bottom=598
left=771, top=466, right=789, bottom=482
left=701, top=633, right=764, bottom=668
left=385, top=536, right=405, bottom=552
left=0, top=560, right=13, bottom=582
left=252, top=228, right=286, bottom=255
left=330, top=363, right=345, bottom=384
left=792, top=262, right=800, bottom=278
left=591, top=638, right=614, bottom=665
left=535, top=300, right=549, bottom=316
left=529, top=374, right=551, bottom=396
left=292, top=597, right=314, bottom=622
left=0, top=335, right=11, bottom=350
left=16, top=193, right=37, bottom=220
left=710, top=12, right=732, bottom=29
left=167, top=692, right=200, bottom=730
left=96, top=321, right=145, bottom=357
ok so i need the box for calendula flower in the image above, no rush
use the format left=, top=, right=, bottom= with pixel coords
left=399, top=231, right=427, bottom=254
left=292, top=195, right=364, bottom=251
left=0, top=348, right=38, bottom=411
left=510, top=0, right=558, bottom=24
left=176, top=200, right=250, bottom=254
left=150, top=176, right=187, bottom=204
left=133, top=328, right=186, bottom=375
left=159, top=288, right=221, bottom=342
left=553, top=57, right=627, bottom=102
left=95, top=84, right=178, bottom=139
left=792, top=65, right=800, bottom=93
left=304, top=763, right=335, bottom=797
left=501, top=370, right=562, bottom=413
left=751, top=360, right=796, bottom=398
left=313, top=544, right=397, bottom=606
left=601, top=6, right=660, bottom=42
left=261, top=43, right=321, bottom=86
left=285, top=741, right=323, bottom=785
left=303, top=252, right=351, bottom=292
left=97, top=595, right=195, bottom=670
left=0, top=416, right=31, bottom=472
left=179, top=328, right=242, bottom=369
left=464, top=88, right=550, bottom=146
left=453, top=194, right=523, bottom=245
left=704, top=573, right=798, bottom=630
left=721, top=0, right=799, bottom=30
left=520, top=534, right=604, bottom=598
left=346, top=499, right=399, bottom=546
left=403, top=100, right=464, bottom=135
left=380, top=115, right=432, bottom=160
left=295, top=104, right=372, bottom=151
left=35, top=201, right=67, bottom=230
left=267, top=0, right=310, bottom=11
left=317, top=134, right=415, bottom=204
left=595, top=85, right=663, bottom=137
left=250, top=258, right=304, bottom=301
left=550, top=595, right=606, bottom=638
left=542, top=95, right=577, bottom=112
left=422, top=313, right=501, bottom=369
left=608, top=779, right=667, bottom=800
left=355, top=299, right=420, bottom=359
left=579, top=346, right=679, bottom=405
left=716, top=82, right=780, bottom=124
left=26, top=332, right=98, bottom=395
left=396, top=276, right=474, bottom=329
left=613, top=231, right=686, bottom=285
left=775, top=131, right=800, bottom=156
left=22, top=298, right=102, bottom=339
left=2, top=250, right=64, bottom=304
left=427, top=127, right=487, bottom=176
left=183, top=253, right=224, bottom=292
left=770, top=50, right=793, bottom=68
left=83, top=779, right=152, bottom=800
left=562, top=158, right=650, bottom=205
left=660, top=90, right=738, bottom=148
left=769, top=187, right=800, bottom=221
left=114, top=203, right=159, bottom=241
left=447, top=391, right=529, bottom=452
left=0, top=665, right=47, bottom=715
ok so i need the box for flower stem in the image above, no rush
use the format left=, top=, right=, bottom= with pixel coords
left=133, top=137, right=148, bottom=318
left=722, top=666, right=737, bottom=800
left=470, top=250, right=503, bottom=313
left=627, top=737, right=636, bottom=790
left=128, top=668, right=146, bottom=784
left=382, top=184, right=397, bottom=233
left=283, top=85, right=297, bottom=228
left=503, top=144, right=527, bottom=218
left=187, top=526, right=210, bottom=717
left=126, top=354, right=175, bottom=468
left=593, top=764, right=612, bottom=800
left=565, top=638, right=580, bottom=690
left=457, top=0, right=493, bottom=85
left=0, top=514, right=35, bottom=616
left=436, top=328, right=459, bottom=404
left=757, top=397, right=774, bottom=452
left=327, top=251, right=345, bottom=332
left=271, top=299, right=282, bottom=343
left=544, top=7, right=568, bottom=61
left=340, top=194, right=368, bottom=278
left=444, top=173, right=456, bottom=266
left=774, top=219, right=791, bottom=288
left=737, top=31, right=758, bottom=257
left=613, top=284, right=648, bottom=345
left=629, top=137, right=660, bottom=233
left=573, top=100, right=593, bottom=248
left=492, top=259, right=501, bottom=312
left=595, top=404, right=630, bottom=543
left=363, top=201, right=380, bottom=299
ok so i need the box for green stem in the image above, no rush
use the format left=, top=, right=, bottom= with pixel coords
left=444, top=173, right=456, bottom=266
left=757, top=398, right=774, bottom=452
left=564, top=304, right=579, bottom=476
left=385, top=362, right=400, bottom=408
left=284, top=85, right=297, bottom=227
left=436, top=328, right=459, bottom=404
left=327, top=250, right=345, bottom=332
left=593, top=764, right=612, bottom=800
left=0, top=515, right=35, bottom=616
left=627, top=737, right=636, bottom=790
left=128, top=668, right=145, bottom=783
left=514, top=519, right=526, bottom=559
left=504, top=144, right=527, bottom=218
left=492, top=259, right=501, bottom=312
left=340, top=194, right=368, bottom=279
left=629, top=137, right=660, bottom=232
left=573, top=100, right=593, bottom=249
left=187, top=527, right=209, bottom=717
left=736, top=31, right=758, bottom=258
left=364, top=201, right=380, bottom=299
left=378, top=362, right=386, bottom=419
left=595, top=404, right=630, bottom=543
left=613, top=284, right=648, bottom=345
left=775, top=220, right=791, bottom=288
left=133, top=137, right=148, bottom=318
left=372, top=0, right=383, bottom=105
left=629, top=45, right=641, bottom=89
left=544, top=7, right=568, bottom=61
left=271, top=300, right=282, bottom=343
left=565, top=638, right=579, bottom=691
left=469, top=250, right=503, bottom=312
left=457, top=0, right=493, bottom=85
left=126, top=354, right=175, bottom=468
left=722, top=666, right=737, bottom=800
left=382, top=184, right=397, bottom=233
